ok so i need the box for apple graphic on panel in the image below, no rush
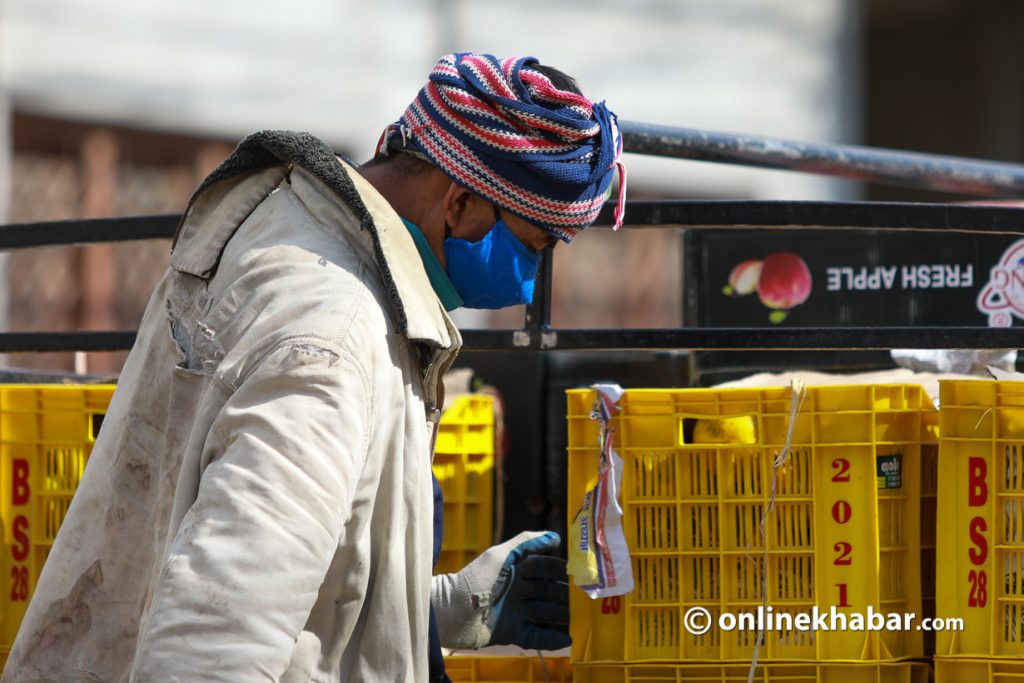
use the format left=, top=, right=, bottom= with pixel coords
left=724, top=260, right=764, bottom=296
left=723, top=251, right=813, bottom=323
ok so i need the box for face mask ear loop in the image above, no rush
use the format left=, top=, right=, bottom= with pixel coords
left=612, top=161, right=628, bottom=231
left=612, top=129, right=627, bottom=230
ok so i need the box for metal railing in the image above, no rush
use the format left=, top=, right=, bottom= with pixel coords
left=3, top=120, right=1024, bottom=354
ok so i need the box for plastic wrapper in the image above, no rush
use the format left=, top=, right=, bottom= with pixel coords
left=567, top=384, right=633, bottom=598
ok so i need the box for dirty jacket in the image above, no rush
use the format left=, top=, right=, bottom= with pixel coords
left=3, top=131, right=461, bottom=682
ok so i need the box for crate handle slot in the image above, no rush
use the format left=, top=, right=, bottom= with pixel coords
left=90, top=412, right=106, bottom=442
left=680, top=414, right=758, bottom=446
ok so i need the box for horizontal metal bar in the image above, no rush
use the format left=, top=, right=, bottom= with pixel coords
left=620, top=120, right=1024, bottom=198
left=3, top=327, right=1021, bottom=354
left=461, top=327, right=1024, bottom=351
left=0, top=214, right=179, bottom=250
left=3, top=200, right=1024, bottom=252
left=595, top=200, right=1024, bottom=234
left=0, top=331, right=139, bottom=353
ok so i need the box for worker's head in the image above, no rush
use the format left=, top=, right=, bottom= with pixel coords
left=373, top=53, right=625, bottom=309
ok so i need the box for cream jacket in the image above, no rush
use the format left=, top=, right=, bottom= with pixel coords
left=3, top=132, right=460, bottom=682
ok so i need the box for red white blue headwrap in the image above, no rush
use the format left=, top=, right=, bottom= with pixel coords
left=376, top=53, right=626, bottom=242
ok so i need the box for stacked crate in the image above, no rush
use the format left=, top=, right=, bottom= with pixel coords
left=566, top=385, right=936, bottom=683
left=935, top=379, right=1024, bottom=682
left=445, top=655, right=572, bottom=682
left=0, top=385, right=115, bottom=670
left=432, top=394, right=496, bottom=574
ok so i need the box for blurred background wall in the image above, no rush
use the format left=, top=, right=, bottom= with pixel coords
left=0, top=0, right=1022, bottom=373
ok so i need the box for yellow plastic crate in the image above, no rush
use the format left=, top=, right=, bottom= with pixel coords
left=567, top=385, right=934, bottom=664
left=445, top=655, right=571, bottom=682
left=574, top=661, right=931, bottom=683
left=935, top=656, right=1024, bottom=683
left=936, top=379, right=1024, bottom=659
left=433, top=394, right=496, bottom=574
left=0, top=384, right=115, bottom=663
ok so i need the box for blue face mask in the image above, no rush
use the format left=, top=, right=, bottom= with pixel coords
left=444, top=219, right=541, bottom=309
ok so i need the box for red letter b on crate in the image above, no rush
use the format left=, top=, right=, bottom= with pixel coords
left=968, top=457, right=987, bottom=507
left=12, top=458, right=29, bottom=506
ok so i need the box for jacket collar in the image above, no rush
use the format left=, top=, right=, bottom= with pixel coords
left=337, top=160, right=460, bottom=351
left=173, top=130, right=459, bottom=352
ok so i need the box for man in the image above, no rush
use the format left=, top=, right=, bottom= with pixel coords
left=4, top=52, right=624, bottom=681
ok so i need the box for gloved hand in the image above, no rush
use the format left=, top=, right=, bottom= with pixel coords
left=432, top=530, right=570, bottom=651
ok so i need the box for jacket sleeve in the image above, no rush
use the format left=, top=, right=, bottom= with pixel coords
left=130, top=340, right=369, bottom=681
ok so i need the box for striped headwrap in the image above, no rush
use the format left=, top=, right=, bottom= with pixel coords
left=376, top=53, right=626, bottom=242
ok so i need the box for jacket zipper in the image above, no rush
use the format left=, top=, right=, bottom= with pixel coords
left=426, top=405, right=442, bottom=464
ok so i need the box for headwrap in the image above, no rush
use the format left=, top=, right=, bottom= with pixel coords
left=376, top=53, right=626, bottom=242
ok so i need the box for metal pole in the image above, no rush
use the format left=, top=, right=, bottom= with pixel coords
left=3, top=199, right=1024, bottom=253
left=620, top=120, right=1024, bottom=198
left=523, top=249, right=553, bottom=337
left=4, top=326, right=1024, bottom=354
left=460, top=327, right=1024, bottom=352
left=0, top=41, right=9, bottom=368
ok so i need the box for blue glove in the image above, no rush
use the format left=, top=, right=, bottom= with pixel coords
left=432, top=531, right=571, bottom=650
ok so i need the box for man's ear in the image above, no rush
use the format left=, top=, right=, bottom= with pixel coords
left=442, top=182, right=476, bottom=237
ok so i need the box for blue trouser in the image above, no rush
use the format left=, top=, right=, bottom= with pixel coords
left=428, top=474, right=452, bottom=683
